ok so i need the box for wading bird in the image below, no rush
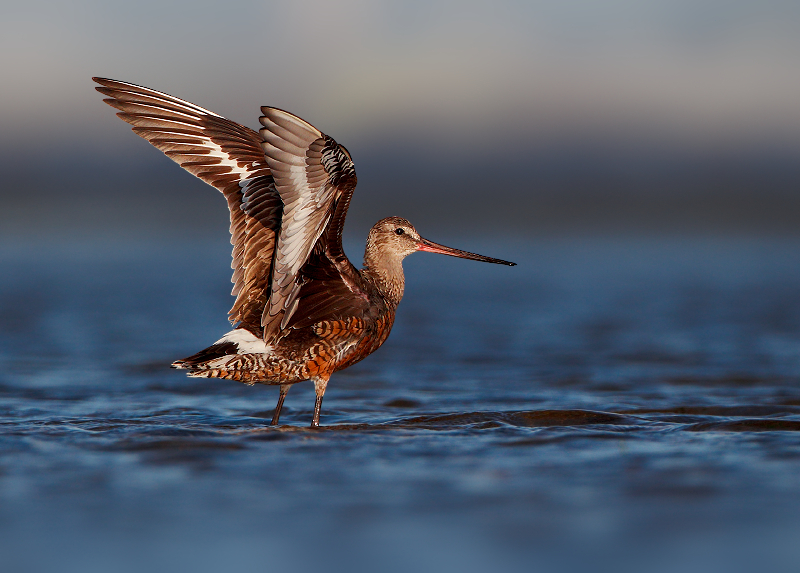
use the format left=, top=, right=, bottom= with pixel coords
left=93, top=78, right=515, bottom=427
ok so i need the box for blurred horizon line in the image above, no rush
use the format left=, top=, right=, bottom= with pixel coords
left=2, top=131, right=800, bottom=244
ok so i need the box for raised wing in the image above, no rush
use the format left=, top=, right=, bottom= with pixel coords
left=93, top=78, right=280, bottom=333
left=258, top=107, right=358, bottom=340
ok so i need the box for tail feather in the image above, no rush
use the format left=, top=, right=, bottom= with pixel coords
left=171, top=342, right=238, bottom=370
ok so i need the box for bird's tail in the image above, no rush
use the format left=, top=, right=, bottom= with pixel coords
left=171, top=341, right=238, bottom=370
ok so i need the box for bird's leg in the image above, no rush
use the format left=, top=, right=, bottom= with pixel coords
left=270, top=384, right=290, bottom=426
left=310, top=378, right=329, bottom=428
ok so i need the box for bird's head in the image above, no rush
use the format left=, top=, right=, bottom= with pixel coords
left=367, top=216, right=516, bottom=266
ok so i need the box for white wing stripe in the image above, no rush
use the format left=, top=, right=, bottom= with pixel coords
left=205, top=140, right=255, bottom=179
left=149, top=130, right=256, bottom=180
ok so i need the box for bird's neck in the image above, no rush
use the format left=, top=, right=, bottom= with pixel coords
left=363, top=246, right=405, bottom=307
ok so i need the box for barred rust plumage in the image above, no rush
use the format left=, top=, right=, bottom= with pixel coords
left=94, top=78, right=515, bottom=427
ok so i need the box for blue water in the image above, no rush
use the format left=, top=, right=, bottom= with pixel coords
left=1, top=237, right=799, bottom=573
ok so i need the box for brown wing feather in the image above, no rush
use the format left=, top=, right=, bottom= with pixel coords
left=257, top=108, right=359, bottom=341
left=229, top=176, right=282, bottom=332
left=93, top=78, right=280, bottom=332
left=95, top=79, right=364, bottom=341
left=284, top=245, right=372, bottom=331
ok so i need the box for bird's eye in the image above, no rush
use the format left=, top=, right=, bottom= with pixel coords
left=395, top=228, right=405, bottom=235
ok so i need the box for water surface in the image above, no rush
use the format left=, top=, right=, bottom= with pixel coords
left=1, top=237, right=799, bottom=572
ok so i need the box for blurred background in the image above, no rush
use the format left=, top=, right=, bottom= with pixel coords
left=3, top=0, right=800, bottom=242
left=2, top=2, right=800, bottom=572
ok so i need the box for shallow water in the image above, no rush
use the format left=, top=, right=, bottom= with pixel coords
left=1, top=237, right=800, bottom=572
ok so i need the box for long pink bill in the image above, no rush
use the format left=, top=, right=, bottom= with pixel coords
left=417, top=238, right=516, bottom=266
